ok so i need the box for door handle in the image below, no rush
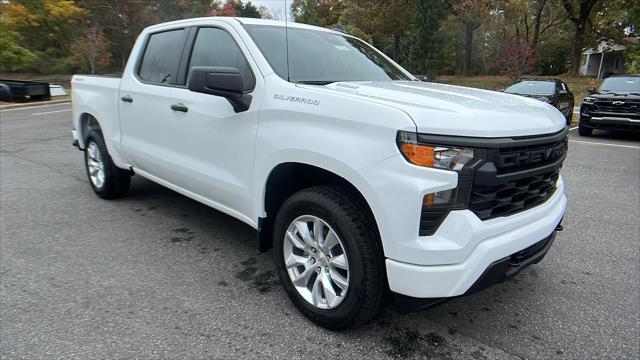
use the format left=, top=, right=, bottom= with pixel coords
left=171, top=103, right=188, bottom=113
left=120, top=95, right=133, bottom=103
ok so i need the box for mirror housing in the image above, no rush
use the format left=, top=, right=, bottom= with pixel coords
left=188, top=66, right=252, bottom=112
left=587, top=87, right=597, bottom=95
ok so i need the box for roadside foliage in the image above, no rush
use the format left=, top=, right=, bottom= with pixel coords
left=0, top=0, right=637, bottom=77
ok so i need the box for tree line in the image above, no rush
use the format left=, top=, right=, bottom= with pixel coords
left=1, top=0, right=639, bottom=78
left=292, top=0, right=639, bottom=78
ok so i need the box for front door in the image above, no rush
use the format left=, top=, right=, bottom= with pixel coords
left=167, top=26, right=261, bottom=220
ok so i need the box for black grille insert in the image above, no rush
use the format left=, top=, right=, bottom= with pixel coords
left=593, top=101, right=640, bottom=115
left=470, top=170, right=559, bottom=220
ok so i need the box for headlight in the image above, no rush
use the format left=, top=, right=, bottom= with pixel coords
left=583, top=97, right=596, bottom=103
left=397, top=131, right=474, bottom=170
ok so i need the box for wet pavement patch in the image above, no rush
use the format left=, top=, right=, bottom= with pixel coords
left=170, top=236, right=193, bottom=243
left=173, top=227, right=195, bottom=234
left=383, top=328, right=456, bottom=359
left=241, top=257, right=257, bottom=266
left=235, top=258, right=279, bottom=293
left=236, top=266, right=257, bottom=281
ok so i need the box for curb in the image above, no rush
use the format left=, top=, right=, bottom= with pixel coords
left=0, top=99, right=71, bottom=110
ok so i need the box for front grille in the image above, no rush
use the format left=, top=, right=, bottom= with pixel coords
left=468, top=132, right=566, bottom=221
left=469, top=170, right=559, bottom=220
left=416, top=129, right=567, bottom=236
left=593, top=101, right=640, bottom=115
left=492, top=139, right=567, bottom=174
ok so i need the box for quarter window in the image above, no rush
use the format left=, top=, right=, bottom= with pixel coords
left=138, top=29, right=186, bottom=84
left=187, top=27, right=255, bottom=90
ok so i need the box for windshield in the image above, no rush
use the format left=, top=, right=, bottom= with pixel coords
left=504, top=81, right=555, bottom=96
left=243, top=25, right=412, bottom=83
left=598, top=77, right=640, bottom=94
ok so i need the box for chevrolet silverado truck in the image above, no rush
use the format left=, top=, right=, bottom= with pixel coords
left=71, top=17, right=568, bottom=329
left=579, top=75, right=640, bottom=136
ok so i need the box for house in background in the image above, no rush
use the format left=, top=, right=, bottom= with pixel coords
left=579, top=40, right=627, bottom=78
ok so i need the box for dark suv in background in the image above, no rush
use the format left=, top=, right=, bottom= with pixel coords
left=579, top=75, right=640, bottom=136
left=503, top=79, right=575, bottom=125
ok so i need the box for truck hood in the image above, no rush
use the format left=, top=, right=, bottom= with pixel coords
left=323, top=81, right=566, bottom=137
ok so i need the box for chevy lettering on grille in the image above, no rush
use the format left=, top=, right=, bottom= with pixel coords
left=495, top=142, right=566, bottom=168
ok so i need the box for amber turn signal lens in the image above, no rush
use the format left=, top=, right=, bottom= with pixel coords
left=423, top=193, right=434, bottom=206
left=400, top=143, right=435, bottom=167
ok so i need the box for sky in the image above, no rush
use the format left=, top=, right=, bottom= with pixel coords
left=250, top=0, right=294, bottom=21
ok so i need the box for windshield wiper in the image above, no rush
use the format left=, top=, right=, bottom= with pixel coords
left=295, top=80, right=339, bottom=85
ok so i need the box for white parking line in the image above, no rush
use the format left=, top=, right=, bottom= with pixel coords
left=31, top=109, right=72, bottom=116
left=569, top=126, right=579, bottom=131
left=569, top=140, right=640, bottom=149
left=0, top=102, right=71, bottom=112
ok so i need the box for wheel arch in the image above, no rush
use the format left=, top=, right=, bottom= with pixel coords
left=78, top=112, right=102, bottom=148
left=258, top=162, right=383, bottom=258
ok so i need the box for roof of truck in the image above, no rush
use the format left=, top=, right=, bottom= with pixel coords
left=144, top=17, right=343, bottom=36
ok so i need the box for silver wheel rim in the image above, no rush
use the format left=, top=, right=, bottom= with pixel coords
left=283, top=215, right=350, bottom=309
left=86, top=142, right=105, bottom=189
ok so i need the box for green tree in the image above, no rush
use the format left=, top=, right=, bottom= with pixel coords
left=291, top=0, right=344, bottom=26
left=448, top=0, right=492, bottom=76
left=409, top=0, right=448, bottom=77
left=0, top=15, right=37, bottom=71
left=234, top=1, right=261, bottom=18
left=2, top=0, right=86, bottom=72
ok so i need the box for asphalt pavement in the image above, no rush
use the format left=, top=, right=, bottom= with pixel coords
left=1, top=103, right=638, bottom=359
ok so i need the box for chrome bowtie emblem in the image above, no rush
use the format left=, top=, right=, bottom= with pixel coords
left=612, top=101, right=625, bottom=105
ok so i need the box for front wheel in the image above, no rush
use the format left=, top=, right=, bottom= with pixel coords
left=273, top=186, right=384, bottom=330
left=84, top=129, right=131, bottom=199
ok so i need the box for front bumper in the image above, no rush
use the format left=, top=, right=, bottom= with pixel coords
left=394, top=229, right=558, bottom=313
left=580, top=105, right=640, bottom=132
left=384, top=180, right=566, bottom=299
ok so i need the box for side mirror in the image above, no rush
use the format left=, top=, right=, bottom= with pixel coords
left=188, top=66, right=252, bottom=112
left=587, top=87, right=596, bottom=95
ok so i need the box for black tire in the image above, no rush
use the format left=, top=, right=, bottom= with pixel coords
left=273, top=186, right=384, bottom=330
left=578, top=123, right=593, bottom=137
left=84, top=129, right=131, bottom=199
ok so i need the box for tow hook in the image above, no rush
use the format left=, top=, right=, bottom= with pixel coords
left=555, top=224, right=564, bottom=232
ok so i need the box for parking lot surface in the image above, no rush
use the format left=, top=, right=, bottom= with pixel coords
left=1, top=103, right=638, bottom=359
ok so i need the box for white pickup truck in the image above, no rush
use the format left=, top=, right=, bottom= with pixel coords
left=72, top=17, right=568, bottom=329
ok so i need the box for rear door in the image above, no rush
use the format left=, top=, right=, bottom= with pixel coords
left=167, top=25, right=261, bottom=219
left=119, top=28, right=187, bottom=179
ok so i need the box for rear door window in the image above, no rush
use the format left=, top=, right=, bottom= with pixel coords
left=138, top=29, right=186, bottom=85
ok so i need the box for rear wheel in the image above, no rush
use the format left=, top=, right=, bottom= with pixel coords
left=578, top=123, right=593, bottom=137
left=84, top=129, right=131, bottom=199
left=273, top=186, right=384, bottom=330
